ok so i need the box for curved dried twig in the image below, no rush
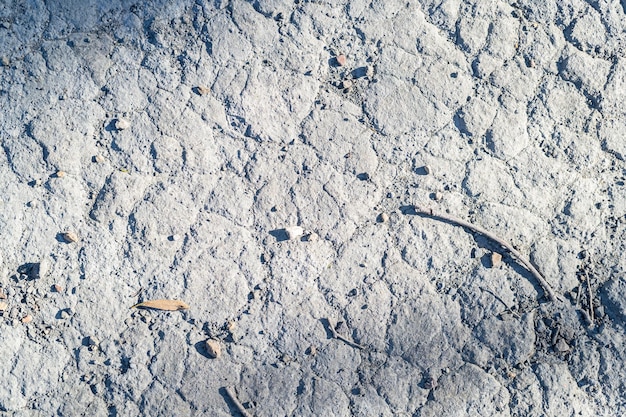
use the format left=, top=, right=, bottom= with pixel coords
left=412, top=206, right=561, bottom=302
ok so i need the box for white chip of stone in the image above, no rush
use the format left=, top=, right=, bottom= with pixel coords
left=285, top=226, right=304, bottom=240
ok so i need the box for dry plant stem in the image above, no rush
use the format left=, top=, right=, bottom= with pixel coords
left=414, top=206, right=560, bottom=302
left=328, top=319, right=365, bottom=350
left=584, top=269, right=594, bottom=324
left=225, top=386, right=253, bottom=417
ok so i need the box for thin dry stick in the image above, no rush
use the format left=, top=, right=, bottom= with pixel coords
left=224, top=386, right=253, bottom=417
left=583, top=269, right=595, bottom=324
left=413, top=206, right=560, bottom=302
left=327, top=319, right=365, bottom=350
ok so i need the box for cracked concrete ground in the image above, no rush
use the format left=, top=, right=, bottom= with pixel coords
left=1, top=0, right=626, bottom=415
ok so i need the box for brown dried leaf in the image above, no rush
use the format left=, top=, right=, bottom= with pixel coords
left=131, top=299, right=190, bottom=311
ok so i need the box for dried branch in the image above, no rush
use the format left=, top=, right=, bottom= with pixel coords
left=412, top=206, right=561, bottom=302
left=327, top=319, right=365, bottom=350
left=224, top=386, right=253, bottom=417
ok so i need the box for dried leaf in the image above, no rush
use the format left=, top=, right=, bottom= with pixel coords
left=131, top=299, right=190, bottom=311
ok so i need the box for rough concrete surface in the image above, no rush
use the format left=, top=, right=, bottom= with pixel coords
left=1, top=0, right=626, bottom=415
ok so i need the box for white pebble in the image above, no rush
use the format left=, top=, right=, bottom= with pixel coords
left=306, top=232, right=319, bottom=242
left=285, top=226, right=304, bottom=240
left=115, top=118, right=130, bottom=130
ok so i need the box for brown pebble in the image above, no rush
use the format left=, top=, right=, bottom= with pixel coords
left=227, top=320, right=237, bottom=332
left=196, top=85, right=211, bottom=95
left=62, top=231, right=79, bottom=243
left=21, top=314, right=33, bottom=324
left=205, top=339, right=221, bottom=358
left=0, top=290, right=6, bottom=299
left=307, top=345, right=317, bottom=356
left=1, top=56, right=9, bottom=66
left=336, top=54, right=347, bottom=66
left=53, top=284, right=64, bottom=293
left=55, top=171, right=66, bottom=178
left=94, top=155, right=106, bottom=163
left=377, top=213, right=389, bottom=223
left=491, top=252, right=502, bottom=268
left=0, top=301, right=7, bottom=311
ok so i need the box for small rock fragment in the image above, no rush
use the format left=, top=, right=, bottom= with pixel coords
left=306, top=232, right=319, bottom=242
left=285, top=226, right=304, bottom=240
left=0, top=290, right=6, bottom=299
left=94, top=155, right=106, bottom=163
left=434, top=191, right=443, bottom=201
left=366, top=65, right=374, bottom=78
left=62, top=231, right=79, bottom=243
left=491, top=252, right=502, bottom=268
left=423, top=165, right=432, bottom=175
left=1, top=56, right=9, bottom=66
left=336, top=54, right=347, bottom=66
left=53, top=284, right=64, bottom=293
left=377, top=213, right=389, bottom=223
left=115, top=118, right=130, bottom=130
left=555, top=339, right=570, bottom=352
left=0, top=301, right=8, bottom=311
left=340, top=79, right=353, bottom=90
left=21, top=314, right=33, bottom=324
left=196, top=85, right=211, bottom=95
left=205, top=339, right=221, bottom=358
left=60, top=309, right=71, bottom=319
left=27, top=200, right=38, bottom=208
left=86, top=336, right=99, bottom=347
left=306, top=345, right=317, bottom=356
left=55, top=171, right=66, bottom=178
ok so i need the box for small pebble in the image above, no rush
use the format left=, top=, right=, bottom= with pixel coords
left=38, top=258, right=50, bottom=278
left=94, top=155, right=106, bottom=163
left=53, top=284, right=64, bottom=293
left=86, top=336, right=99, bottom=347
left=205, top=339, right=221, bottom=358
left=306, top=232, right=319, bottom=242
left=434, top=191, right=443, bottom=201
left=366, top=65, right=374, bottom=78
left=423, top=165, right=432, bottom=175
left=115, top=118, right=130, bottom=130
left=377, top=213, right=389, bottom=223
left=62, top=231, right=79, bottom=243
left=60, top=309, right=71, bottom=319
left=491, top=252, right=502, bottom=268
left=168, top=234, right=180, bottom=242
left=196, top=85, right=210, bottom=95
left=340, top=79, right=353, bottom=90
left=306, top=345, right=317, bottom=356
left=0, top=301, right=7, bottom=311
left=27, top=200, right=38, bottom=208
left=0, top=290, right=5, bottom=299
left=336, top=54, right=347, bottom=66
left=285, top=226, right=304, bottom=240
left=21, top=314, right=33, bottom=324
left=1, top=56, right=9, bottom=66
left=33, top=179, right=43, bottom=186
left=55, top=171, right=66, bottom=178
left=555, top=339, right=570, bottom=352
